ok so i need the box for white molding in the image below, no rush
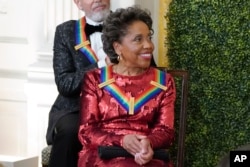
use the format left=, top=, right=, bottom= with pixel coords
left=0, top=69, right=27, bottom=79
left=0, top=37, right=28, bottom=44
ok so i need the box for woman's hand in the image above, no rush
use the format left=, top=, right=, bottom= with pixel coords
left=134, top=138, right=154, bottom=165
left=122, top=134, right=153, bottom=165
left=122, top=134, right=147, bottom=156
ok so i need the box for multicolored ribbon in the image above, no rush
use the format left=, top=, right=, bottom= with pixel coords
left=98, top=66, right=167, bottom=114
left=74, top=17, right=98, bottom=64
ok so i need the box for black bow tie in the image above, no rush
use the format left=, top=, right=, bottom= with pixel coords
left=85, top=23, right=103, bottom=37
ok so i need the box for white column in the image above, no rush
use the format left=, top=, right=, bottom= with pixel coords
left=26, top=1, right=81, bottom=166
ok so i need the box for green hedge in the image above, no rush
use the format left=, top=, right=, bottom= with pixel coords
left=166, top=0, right=250, bottom=166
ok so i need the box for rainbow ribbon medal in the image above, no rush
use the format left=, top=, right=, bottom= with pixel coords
left=74, top=17, right=98, bottom=64
left=98, top=66, right=167, bottom=115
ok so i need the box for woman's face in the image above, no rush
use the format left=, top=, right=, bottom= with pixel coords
left=114, top=20, right=154, bottom=68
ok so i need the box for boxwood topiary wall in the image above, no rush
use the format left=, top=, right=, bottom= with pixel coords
left=165, top=1, right=250, bottom=166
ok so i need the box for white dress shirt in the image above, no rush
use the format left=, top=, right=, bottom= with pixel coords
left=86, top=17, right=107, bottom=68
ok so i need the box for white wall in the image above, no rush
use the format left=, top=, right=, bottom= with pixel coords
left=0, top=1, right=159, bottom=167
left=0, top=0, right=31, bottom=158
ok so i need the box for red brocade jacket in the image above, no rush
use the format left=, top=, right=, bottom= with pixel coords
left=78, top=66, right=176, bottom=167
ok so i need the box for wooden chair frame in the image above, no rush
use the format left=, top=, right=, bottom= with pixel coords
left=159, top=68, right=189, bottom=167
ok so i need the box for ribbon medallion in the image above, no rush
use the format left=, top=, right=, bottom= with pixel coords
left=75, top=17, right=99, bottom=64
left=98, top=66, right=167, bottom=115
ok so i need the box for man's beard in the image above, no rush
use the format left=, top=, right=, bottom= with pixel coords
left=88, top=9, right=110, bottom=22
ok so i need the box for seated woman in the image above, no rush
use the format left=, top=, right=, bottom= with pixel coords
left=78, top=6, right=176, bottom=167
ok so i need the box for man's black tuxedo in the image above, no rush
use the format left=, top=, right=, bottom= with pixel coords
left=46, top=20, right=99, bottom=145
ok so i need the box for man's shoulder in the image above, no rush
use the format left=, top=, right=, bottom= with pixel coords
left=56, top=19, right=78, bottom=28
left=55, top=19, right=82, bottom=34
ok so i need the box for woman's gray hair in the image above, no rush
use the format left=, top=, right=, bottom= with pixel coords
left=101, top=5, right=154, bottom=64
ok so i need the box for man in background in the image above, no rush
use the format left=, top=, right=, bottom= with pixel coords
left=46, top=0, right=111, bottom=167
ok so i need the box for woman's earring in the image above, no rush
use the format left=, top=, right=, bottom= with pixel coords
left=117, top=55, right=120, bottom=62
